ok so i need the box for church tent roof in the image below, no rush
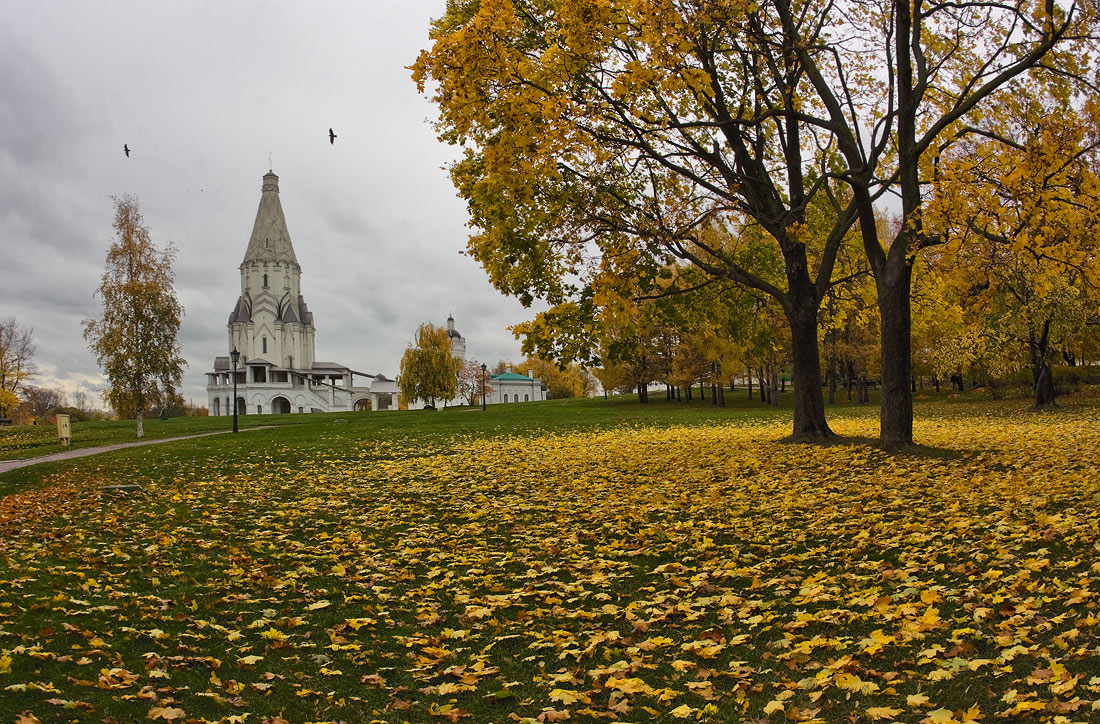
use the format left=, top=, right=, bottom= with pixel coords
left=242, top=171, right=299, bottom=266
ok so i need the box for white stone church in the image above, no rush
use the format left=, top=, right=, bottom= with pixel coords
left=206, top=170, right=407, bottom=415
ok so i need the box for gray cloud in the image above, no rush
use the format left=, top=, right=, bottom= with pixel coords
left=0, top=1, right=546, bottom=407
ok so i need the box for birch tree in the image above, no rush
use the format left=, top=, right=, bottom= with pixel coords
left=0, top=317, right=35, bottom=418
left=83, top=195, right=185, bottom=437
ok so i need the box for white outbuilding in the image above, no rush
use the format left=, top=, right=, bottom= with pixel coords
left=487, top=370, right=546, bottom=404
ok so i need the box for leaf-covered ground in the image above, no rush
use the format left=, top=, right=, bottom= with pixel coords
left=1, top=399, right=1098, bottom=723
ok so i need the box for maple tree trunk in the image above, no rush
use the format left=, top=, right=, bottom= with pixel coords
left=877, top=262, right=914, bottom=446
left=135, top=410, right=144, bottom=438
left=747, top=370, right=753, bottom=400
left=1030, top=322, right=1057, bottom=409
left=1033, top=365, right=1056, bottom=408
left=786, top=303, right=832, bottom=438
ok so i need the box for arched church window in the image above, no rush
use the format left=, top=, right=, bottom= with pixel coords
left=263, top=273, right=269, bottom=288
left=257, top=404, right=262, bottom=414
left=525, top=394, right=529, bottom=402
left=262, top=337, right=267, bottom=354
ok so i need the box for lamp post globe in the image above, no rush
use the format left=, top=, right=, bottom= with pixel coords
left=230, top=347, right=240, bottom=433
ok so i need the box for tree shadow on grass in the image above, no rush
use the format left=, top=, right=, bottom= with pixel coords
left=778, top=433, right=963, bottom=460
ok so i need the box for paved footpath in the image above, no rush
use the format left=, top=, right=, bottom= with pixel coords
left=0, top=427, right=271, bottom=475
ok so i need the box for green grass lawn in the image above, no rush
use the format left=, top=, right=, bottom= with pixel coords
left=0, top=414, right=309, bottom=462
left=1, top=392, right=1098, bottom=723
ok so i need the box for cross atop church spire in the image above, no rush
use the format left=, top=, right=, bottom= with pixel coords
left=243, top=170, right=299, bottom=265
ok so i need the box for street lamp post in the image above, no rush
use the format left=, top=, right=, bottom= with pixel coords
left=230, top=347, right=240, bottom=433
left=481, top=363, right=487, bottom=411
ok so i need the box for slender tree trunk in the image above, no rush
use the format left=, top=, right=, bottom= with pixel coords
left=827, top=354, right=836, bottom=404
left=136, top=410, right=144, bottom=438
left=747, top=370, right=753, bottom=400
left=876, top=259, right=915, bottom=445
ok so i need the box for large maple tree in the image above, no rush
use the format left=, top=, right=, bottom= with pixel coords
left=414, top=0, right=1095, bottom=443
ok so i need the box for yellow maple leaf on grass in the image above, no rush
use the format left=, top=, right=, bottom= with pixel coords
left=866, top=706, right=901, bottom=720
left=763, top=700, right=786, bottom=714
left=836, top=672, right=880, bottom=695
left=147, top=706, right=186, bottom=721
left=670, top=704, right=696, bottom=718
left=608, top=677, right=650, bottom=694
left=549, top=689, right=583, bottom=705
left=923, top=709, right=960, bottom=724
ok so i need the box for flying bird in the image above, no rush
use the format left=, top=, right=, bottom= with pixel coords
left=329, top=128, right=337, bottom=145
left=124, top=144, right=131, bottom=157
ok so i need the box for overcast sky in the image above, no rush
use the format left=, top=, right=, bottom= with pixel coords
left=0, top=1, right=542, bottom=407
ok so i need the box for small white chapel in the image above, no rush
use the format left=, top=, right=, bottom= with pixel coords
left=206, top=170, right=399, bottom=415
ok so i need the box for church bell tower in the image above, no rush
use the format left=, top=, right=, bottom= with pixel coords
left=226, top=171, right=316, bottom=370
